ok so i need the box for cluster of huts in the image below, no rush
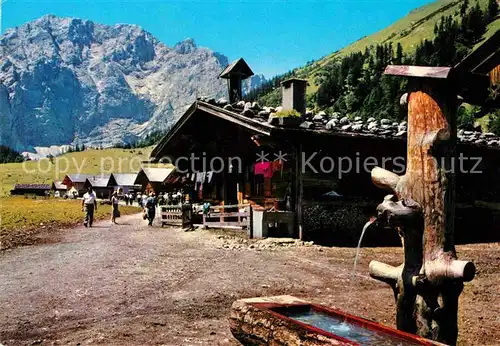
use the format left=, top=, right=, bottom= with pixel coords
left=148, top=50, right=500, bottom=244
left=10, top=32, right=500, bottom=244
left=10, top=167, right=182, bottom=199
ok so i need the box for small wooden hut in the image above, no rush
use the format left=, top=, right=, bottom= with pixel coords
left=112, top=173, right=141, bottom=194
left=84, top=175, right=117, bottom=199
left=134, top=167, right=175, bottom=195
left=61, top=174, right=94, bottom=196
left=10, top=184, right=51, bottom=196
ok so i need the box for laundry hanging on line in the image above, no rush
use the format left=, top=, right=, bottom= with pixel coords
left=206, top=171, right=214, bottom=183
left=271, top=161, right=282, bottom=172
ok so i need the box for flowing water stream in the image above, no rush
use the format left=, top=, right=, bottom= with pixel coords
left=348, top=219, right=377, bottom=306
left=352, top=220, right=376, bottom=284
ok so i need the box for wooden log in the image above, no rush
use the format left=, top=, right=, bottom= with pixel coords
left=424, top=259, right=475, bottom=282
left=369, top=261, right=403, bottom=286
left=371, top=167, right=401, bottom=193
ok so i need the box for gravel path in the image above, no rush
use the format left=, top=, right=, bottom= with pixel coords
left=0, top=214, right=498, bottom=345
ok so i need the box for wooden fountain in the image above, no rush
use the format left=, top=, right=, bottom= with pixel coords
left=229, top=34, right=499, bottom=346
left=369, top=33, right=499, bottom=346
left=368, top=65, right=487, bottom=346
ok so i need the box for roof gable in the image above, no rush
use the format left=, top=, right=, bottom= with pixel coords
left=52, top=181, right=67, bottom=190
left=112, top=173, right=139, bottom=186
left=455, top=30, right=500, bottom=75
left=150, top=101, right=275, bottom=159
left=63, top=174, right=95, bottom=184
left=84, top=175, right=116, bottom=188
left=136, top=167, right=174, bottom=183
left=219, top=58, right=254, bottom=79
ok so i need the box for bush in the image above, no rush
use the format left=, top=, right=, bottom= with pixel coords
left=457, top=105, right=476, bottom=130
left=274, top=109, right=301, bottom=118
left=0, top=146, right=24, bottom=163
left=489, top=114, right=500, bottom=136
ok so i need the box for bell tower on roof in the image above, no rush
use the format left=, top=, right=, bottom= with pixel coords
left=219, top=58, right=254, bottom=104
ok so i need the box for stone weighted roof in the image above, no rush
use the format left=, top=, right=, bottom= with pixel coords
left=13, top=184, right=51, bottom=190
left=197, top=97, right=500, bottom=148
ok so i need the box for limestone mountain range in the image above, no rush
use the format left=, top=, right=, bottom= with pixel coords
left=0, top=15, right=265, bottom=151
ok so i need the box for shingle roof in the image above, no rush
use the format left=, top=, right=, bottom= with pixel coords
left=113, top=173, right=139, bottom=186
left=138, top=167, right=174, bottom=183
left=281, top=78, right=308, bottom=87
left=85, top=175, right=113, bottom=188
left=13, top=184, right=51, bottom=190
left=64, top=174, right=95, bottom=183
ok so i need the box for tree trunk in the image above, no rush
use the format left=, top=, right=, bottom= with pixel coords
left=369, top=79, right=475, bottom=345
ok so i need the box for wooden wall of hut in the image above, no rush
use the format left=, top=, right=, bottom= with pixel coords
left=154, top=106, right=500, bottom=245
left=281, top=131, right=500, bottom=246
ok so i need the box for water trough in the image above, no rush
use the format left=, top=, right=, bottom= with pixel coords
left=230, top=296, right=445, bottom=346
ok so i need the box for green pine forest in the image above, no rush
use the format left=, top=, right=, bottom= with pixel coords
left=247, top=0, right=500, bottom=133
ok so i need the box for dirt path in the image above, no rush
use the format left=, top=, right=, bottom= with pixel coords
left=0, top=214, right=498, bottom=346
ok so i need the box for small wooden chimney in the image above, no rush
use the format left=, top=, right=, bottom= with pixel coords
left=219, top=58, right=254, bottom=103
left=281, top=78, right=308, bottom=115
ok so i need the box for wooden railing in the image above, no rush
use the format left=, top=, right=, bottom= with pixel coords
left=203, top=204, right=252, bottom=230
left=161, top=205, right=190, bottom=227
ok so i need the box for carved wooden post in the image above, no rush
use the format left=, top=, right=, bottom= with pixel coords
left=369, top=66, right=475, bottom=345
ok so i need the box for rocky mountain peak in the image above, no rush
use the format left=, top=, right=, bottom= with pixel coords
left=0, top=16, right=259, bottom=151
left=174, top=38, right=197, bottom=54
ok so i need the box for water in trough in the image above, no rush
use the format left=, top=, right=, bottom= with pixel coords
left=265, top=220, right=432, bottom=345
left=283, top=309, right=424, bottom=346
left=284, top=218, right=421, bottom=345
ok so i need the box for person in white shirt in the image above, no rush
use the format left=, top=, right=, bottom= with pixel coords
left=81, top=187, right=97, bottom=227
left=111, top=190, right=120, bottom=224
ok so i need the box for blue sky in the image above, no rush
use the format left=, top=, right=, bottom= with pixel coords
left=3, top=0, right=434, bottom=77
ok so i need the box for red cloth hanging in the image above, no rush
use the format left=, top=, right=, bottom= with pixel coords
left=254, top=162, right=273, bottom=178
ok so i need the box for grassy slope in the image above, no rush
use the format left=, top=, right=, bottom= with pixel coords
left=0, top=197, right=140, bottom=249
left=291, top=0, right=499, bottom=92
left=0, top=148, right=153, bottom=196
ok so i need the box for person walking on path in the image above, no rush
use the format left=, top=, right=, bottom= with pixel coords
left=82, top=187, right=97, bottom=227
left=145, top=192, right=157, bottom=226
left=111, top=191, right=120, bottom=224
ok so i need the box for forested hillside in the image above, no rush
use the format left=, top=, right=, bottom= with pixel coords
left=249, top=0, right=500, bottom=133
